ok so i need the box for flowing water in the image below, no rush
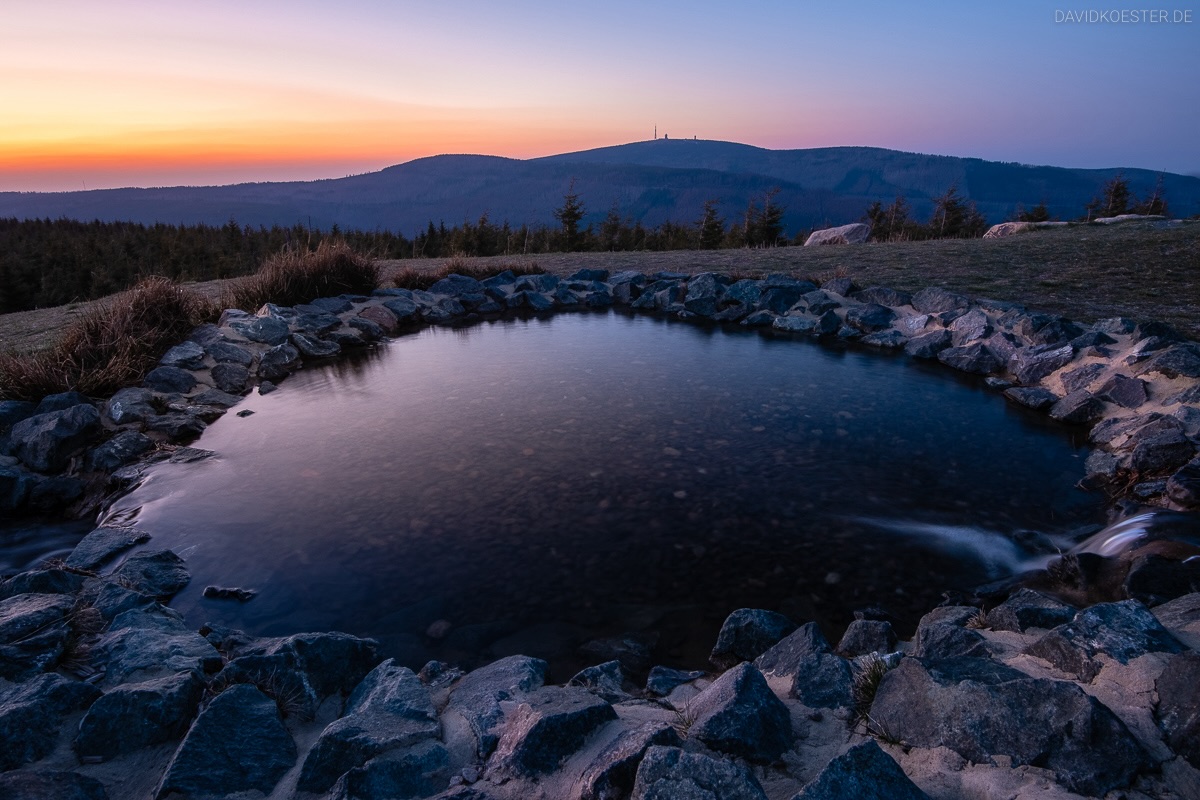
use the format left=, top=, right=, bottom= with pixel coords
left=15, top=311, right=1111, bottom=677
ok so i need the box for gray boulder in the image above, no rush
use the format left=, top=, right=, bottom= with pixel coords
left=645, top=666, right=706, bottom=696
left=85, top=430, right=154, bottom=472
left=489, top=686, right=617, bottom=777
left=0, top=770, right=107, bottom=800
left=206, top=340, right=254, bottom=365
left=111, top=550, right=190, bottom=598
left=0, top=568, right=84, bottom=600
left=904, top=329, right=952, bottom=359
left=986, top=589, right=1076, bottom=633
left=75, top=671, right=204, bottom=761
left=10, top=405, right=102, bottom=473
left=93, top=607, right=222, bottom=685
left=0, top=400, right=36, bottom=431
left=210, top=362, right=250, bottom=394
left=0, top=673, right=101, bottom=770
left=229, top=315, right=291, bottom=345
left=1167, top=457, right=1200, bottom=509
left=845, top=304, right=896, bottom=333
left=631, top=746, right=766, bottom=800
left=0, top=465, right=35, bottom=514
left=156, top=684, right=296, bottom=798
left=853, top=286, right=912, bottom=307
left=913, top=623, right=988, bottom=660
left=1023, top=600, right=1186, bottom=681
left=911, top=287, right=968, bottom=314
left=1060, top=362, right=1106, bottom=394
left=1030, top=317, right=1085, bottom=346
left=327, top=740, right=451, bottom=800
left=756, top=622, right=853, bottom=708
left=949, top=308, right=992, bottom=346
left=937, top=342, right=1002, bottom=375
left=35, top=391, right=92, bottom=414
left=757, top=286, right=809, bottom=314
left=292, top=332, right=341, bottom=359
left=0, top=592, right=74, bottom=679
left=159, top=341, right=206, bottom=370
left=1155, top=652, right=1200, bottom=768
left=568, top=659, right=629, bottom=703
left=792, top=739, right=930, bottom=800
left=1049, top=389, right=1105, bottom=424
left=805, top=223, right=870, bottom=246
left=836, top=620, right=897, bottom=657
left=710, top=608, right=797, bottom=669
left=358, top=305, right=401, bottom=334
left=104, top=387, right=157, bottom=425
left=1008, top=343, right=1075, bottom=384
left=870, top=657, right=1149, bottom=795
left=382, top=297, right=421, bottom=322
left=1140, top=346, right=1200, bottom=379
left=861, top=330, right=907, bottom=349
left=1003, top=386, right=1060, bottom=411
left=1130, top=427, right=1196, bottom=474
left=446, top=655, right=547, bottom=759
left=143, top=366, right=197, bottom=394
left=579, top=722, right=682, bottom=800
left=65, top=527, right=151, bottom=571
left=1097, top=374, right=1148, bottom=409
left=688, top=662, right=792, bottom=763
left=258, top=342, right=301, bottom=381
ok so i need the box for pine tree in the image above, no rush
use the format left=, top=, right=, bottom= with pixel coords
left=698, top=199, right=725, bottom=249
left=553, top=179, right=586, bottom=251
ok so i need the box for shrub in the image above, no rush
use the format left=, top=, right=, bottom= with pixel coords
left=391, top=259, right=545, bottom=291
left=0, top=277, right=216, bottom=400
left=224, top=239, right=379, bottom=311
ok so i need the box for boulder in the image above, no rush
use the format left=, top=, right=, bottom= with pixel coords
left=34, top=391, right=92, bottom=414
left=986, top=589, right=1076, bottom=633
left=801, top=289, right=841, bottom=316
left=570, top=268, right=610, bottom=282
left=93, top=607, right=222, bottom=685
left=913, top=622, right=988, bottom=659
left=861, top=330, right=907, bottom=349
left=1130, top=427, right=1196, bottom=475
left=258, top=342, right=302, bottom=381
left=631, top=746, right=767, bottom=800
left=688, top=662, right=792, bottom=763
left=292, top=332, right=341, bottom=359
left=156, top=684, right=296, bottom=798
left=1049, top=389, right=1104, bottom=424
left=159, top=341, right=206, bottom=370
left=645, top=666, right=706, bottom=696
left=1140, top=346, right=1200, bottom=379
left=1030, top=317, right=1085, bottom=346
left=327, top=740, right=451, bottom=800
left=853, top=286, right=912, bottom=307
left=10, top=405, right=102, bottom=473
left=210, top=362, right=250, bottom=394
left=0, top=568, right=84, bottom=600
left=1003, top=386, right=1060, bottom=411
left=710, top=608, right=798, bottom=669
left=111, top=550, right=190, bottom=598
left=1124, top=552, right=1200, bottom=606
left=85, top=430, right=154, bottom=472
left=1167, top=457, right=1200, bottom=510
left=0, top=673, right=101, bottom=770
left=357, top=306, right=401, bottom=334
left=821, top=276, right=855, bottom=296
left=445, top=655, right=547, bottom=759
left=792, top=739, right=930, bottom=800
left=0, top=770, right=107, bottom=800
left=568, top=660, right=629, bottom=703
left=804, top=223, right=870, bottom=246
left=144, top=412, right=206, bottom=442
left=143, top=366, right=197, bottom=394
left=949, top=308, right=992, bottom=346
left=27, top=475, right=84, bottom=513
left=870, top=657, right=1149, bottom=795
left=0, top=592, right=74, bottom=679
left=206, top=340, right=254, bottom=365
left=724, top=279, right=763, bottom=307
left=1155, top=652, right=1200, bottom=768
left=579, top=722, right=682, bottom=800
left=773, top=316, right=817, bottom=334
left=489, top=686, right=617, bottom=777
left=845, top=304, right=896, bottom=333
left=937, top=343, right=1002, bottom=375
left=0, top=465, right=35, bottom=514
left=756, top=622, right=853, bottom=708
left=911, top=287, right=969, bottom=315
left=836, top=620, right=897, bottom=657
left=104, top=387, right=157, bottom=425
left=1008, top=344, right=1075, bottom=385
left=757, top=286, right=809, bottom=315
left=75, top=671, right=205, bottom=761
left=0, top=400, right=36, bottom=431
left=66, top=527, right=151, bottom=571
left=904, top=329, right=952, bottom=359
left=983, top=221, right=1033, bottom=238
left=229, top=315, right=291, bottom=345
left=1061, top=362, right=1106, bottom=394
left=1023, top=600, right=1186, bottom=681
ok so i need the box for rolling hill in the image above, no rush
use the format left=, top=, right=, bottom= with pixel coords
left=2, top=140, right=1198, bottom=237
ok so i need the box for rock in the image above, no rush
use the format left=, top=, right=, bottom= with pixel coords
left=724, top=279, right=763, bottom=307
left=688, top=662, right=792, bottom=763
left=34, top=392, right=91, bottom=415
left=66, top=527, right=151, bottom=571
left=1008, top=343, right=1075, bottom=385
left=1167, top=457, right=1200, bottom=509
left=1155, top=652, right=1200, bottom=768
left=756, top=622, right=853, bottom=708
left=111, top=550, right=190, bottom=598
left=358, top=305, right=401, bottom=334
left=683, top=273, right=726, bottom=316
left=26, top=474, right=83, bottom=513
left=327, top=740, right=451, bottom=800
left=94, top=607, right=222, bottom=684
left=792, top=739, right=930, bottom=800
left=156, top=684, right=296, bottom=798
left=144, top=412, right=207, bottom=442
left=1049, top=389, right=1104, bottom=424
left=75, top=671, right=204, bottom=761
left=800, top=289, right=841, bottom=316
left=382, top=296, right=421, bottom=323
left=835, top=620, right=897, bottom=657
left=298, top=660, right=439, bottom=793
left=84, top=430, right=154, bottom=472
left=0, top=770, right=107, bottom=800
left=206, top=340, right=254, bottom=365
left=804, top=223, right=870, bottom=246
left=870, top=657, right=1149, bottom=795
left=0, top=593, right=74, bottom=679
left=210, top=362, right=250, bottom=394
left=1125, top=552, right=1200, bottom=606
left=142, top=366, right=197, bottom=394
left=1130, top=427, right=1196, bottom=474
left=0, top=400, right=36, bottom=431
left=570, top=268, right=610, bottom=282
left=740, top=310, right=776, bottom=327
left=845, top=303, right=896, bottom=333
left=430, top=274, right=485, bottom=296
left=631, top=746, right=767, bottom=800
left=159, top=341, right=206, bottom=370
left=1142, top=346, right=1200, bottom=379
left=0, top=568, right=84, bottom=600
left=937, top=342, right=1002, bottom=375
left=578, top=634, right=655, bottom=673
left=292, top=332, right=341, bottom=359
left=913, top=622, right=988, bottom=659
left=10, top=405, right=102, bottom=473
left=911, top=287, right=968, bottom=315
left=772, top=315, right=816, bottom=334
left=821, top=276, right=855, bottom=296
left=757, top=286, right=809, bottom=314
left=230, top=315, right=291, bottom=345
left=0, top=673, right=101, bottom=770
left=258, top=342, right=301, bottom=381
left=579, top=722, right=682, bottom=800
left=489, top=686, right=617, bottom=777
left=1060, top=362, right=1106, bottom=394
left=1024, top=600, right=1186, bottom=681
left=861, top=330, right=907, bottom=349
left=446, top=655, right=548, bottom=758
left=983, top=221, right=1034, bottom=238
left=1003, top=386, right=1060, bottom=411
left=104, top=387, right=157, bottom=425
left=515, top=273, right=559, bottom=293
left=1031, top=317, right=1085, bottom=346
left=710, top=608, right=798, bottom=669
left=986, top=589, right=1076, bottom=632
left=645, top=666, right=706, bottom=696
left=949, top=308, right=992, bottom=346
left=568, top=660, right=629, bottom=703
left=852, top=286, right=912, bottom=307
left=904, top=329, right=952, bottom=359
left=306, top=296, right=356, bottom=314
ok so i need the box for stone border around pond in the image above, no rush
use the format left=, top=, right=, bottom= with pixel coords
left=4, top=266, right=1200, bottom=518
left=3, top=268, right=1200, bottom=799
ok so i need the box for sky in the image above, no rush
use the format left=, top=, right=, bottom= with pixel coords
left=1, top=0, right=1197, bottom=191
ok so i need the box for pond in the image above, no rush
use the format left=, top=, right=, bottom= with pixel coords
left=91, top=310, right=1104, bottom=677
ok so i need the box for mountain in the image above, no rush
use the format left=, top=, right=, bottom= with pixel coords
left=2, top=140, right=1198, bottom=236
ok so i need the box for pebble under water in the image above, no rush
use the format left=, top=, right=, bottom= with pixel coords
left=98, top=311, right=1106, bottom=677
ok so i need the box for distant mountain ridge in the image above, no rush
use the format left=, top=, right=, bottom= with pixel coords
left=3, top=140, right=1198, bottom=236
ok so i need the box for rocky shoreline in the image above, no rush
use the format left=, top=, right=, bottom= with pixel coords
left=3, top=267, right=1200, bottom=798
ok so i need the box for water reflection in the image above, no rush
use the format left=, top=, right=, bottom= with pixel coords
left=98, top=310, right=1104, bottom=677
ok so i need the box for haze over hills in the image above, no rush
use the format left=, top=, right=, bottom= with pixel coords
left=2, top=140, right=1198, bottom=237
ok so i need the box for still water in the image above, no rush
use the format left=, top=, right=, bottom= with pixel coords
left=98, top=311, right=1104, bottom=676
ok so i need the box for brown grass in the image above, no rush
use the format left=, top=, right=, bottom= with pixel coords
left=0, top=277, right=216, bottom=401
left=390, top=256, right=545, bottom=291
left=224, top=239, right=379, bottom=311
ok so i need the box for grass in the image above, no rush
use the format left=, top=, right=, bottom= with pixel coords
left=223, top=239, right=379, bottom=311
left=851, top=652, right=892, bottom=730
left=0, top=277, right=216, bottom=401
left=390, top=255, right=545, bottom=291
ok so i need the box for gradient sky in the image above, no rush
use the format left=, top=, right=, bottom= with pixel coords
left=2, top=0, right=1197, bottom=191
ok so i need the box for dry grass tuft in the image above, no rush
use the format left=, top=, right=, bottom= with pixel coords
left=0, top=277, right=216, bottom=401
left=391, top=259, right=545, bottom=291
left=224, top=239, right=379, bottom=311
